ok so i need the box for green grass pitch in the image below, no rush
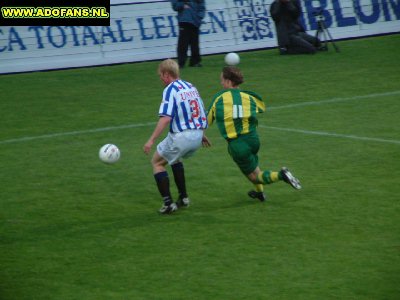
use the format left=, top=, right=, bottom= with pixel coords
left=1, top=35, right=399, bottom=299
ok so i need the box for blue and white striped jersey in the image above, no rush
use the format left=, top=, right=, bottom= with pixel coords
left=159, top=79, right=208, bottom=133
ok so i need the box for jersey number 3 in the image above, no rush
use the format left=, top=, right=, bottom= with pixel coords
left=190, top=100, right=200, bottom=118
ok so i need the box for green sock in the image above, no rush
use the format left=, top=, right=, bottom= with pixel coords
left=257, top=171, right=281, bottom=184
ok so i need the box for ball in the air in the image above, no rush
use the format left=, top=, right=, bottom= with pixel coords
left=224, top=52, right=240, bottom=66
left=99, top=144, right=120, bottom=164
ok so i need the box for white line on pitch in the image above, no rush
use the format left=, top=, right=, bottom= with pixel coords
left=1, top=90, right=399, bottom=145
left=268, top=90, right=400, bottom=110
left=0, top=122, right=156, bottom=145
left=260, top=125, right=400, bottom=145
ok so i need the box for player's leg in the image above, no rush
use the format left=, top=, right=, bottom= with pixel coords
left=248, top=180, right=267, bottom=201
left=228, top=136, right=266, bottom=201
left=249, top=167, right=301, bottom=190
left=153, top=134, right=180, bottom=214
left=244, top=133, right=301, bottom=189
left=247, top=167, right=280, bottom=201
left=280, top=167, right=302, bottom=189
left=151, top=151, right=177, bottom=214
left=170, top=130, right=203, bottom=207
left=243, top=135, right=266, bottom=200
left=248, top=168, right=280, bottom=184
left=171, top=161, right=189, bottom=207
left=229, top=133, right=301, bottom=198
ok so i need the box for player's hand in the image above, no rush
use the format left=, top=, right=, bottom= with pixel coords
left=202, top=135, right=211, bottom=147
left=143, top=140, right=154, bottom=154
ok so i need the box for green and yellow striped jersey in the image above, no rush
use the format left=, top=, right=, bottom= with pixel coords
left=207, top=89, right=266, bottom=140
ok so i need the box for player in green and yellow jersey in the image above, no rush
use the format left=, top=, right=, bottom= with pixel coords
left=206, top=66, right=301, bottom=201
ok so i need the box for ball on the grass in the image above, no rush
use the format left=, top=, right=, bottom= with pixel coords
left=99, top=144, right=120, bottom=164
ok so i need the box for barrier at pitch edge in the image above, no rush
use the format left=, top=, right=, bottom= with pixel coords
left=0, top=0, right=399, bottom=74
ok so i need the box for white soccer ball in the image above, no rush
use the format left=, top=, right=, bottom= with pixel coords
left=99, top=144, right=120, bottom=164
left=225, top=52, right=240, bottom=66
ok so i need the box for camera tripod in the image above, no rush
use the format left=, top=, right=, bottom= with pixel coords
left=315, top=15, right=340, bottom=52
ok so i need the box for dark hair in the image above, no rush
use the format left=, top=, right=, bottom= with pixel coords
left=222, top=66, right=244, bottom=86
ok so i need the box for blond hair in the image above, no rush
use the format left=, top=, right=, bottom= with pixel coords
left=158, top=59, right=180, bottom=79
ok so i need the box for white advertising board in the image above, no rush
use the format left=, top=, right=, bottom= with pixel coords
left=0, top=0, right=399, bottom=74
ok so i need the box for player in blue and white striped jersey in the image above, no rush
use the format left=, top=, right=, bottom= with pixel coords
left=159, top=78, right=207, bottom=133
left=143, top=59, right=210, bottom=214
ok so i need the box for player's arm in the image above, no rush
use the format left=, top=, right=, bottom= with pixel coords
left=143, top=116, right=172, bottom=154
left=206, top=104, right=216, bottom=126
left=255, top=98, right=266, bottom=113
left=245, top=92, right=266, bottom=113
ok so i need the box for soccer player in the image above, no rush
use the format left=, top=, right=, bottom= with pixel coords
left=206, top=66, right=301, bottom=201
left=143, top=59, right=208, bottom=214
